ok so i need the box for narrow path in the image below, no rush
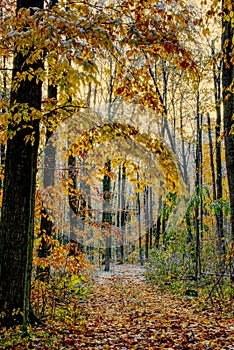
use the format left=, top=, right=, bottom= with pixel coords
left=69, top=264, right=234, bottom=349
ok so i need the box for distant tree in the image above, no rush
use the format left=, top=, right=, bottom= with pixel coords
left=137, top=171, right=143, bottom=265
left=103, top=160, right=112, bottom=272
left=120, top=163, right=126, bottom=263
left=144, top=185, right=149, bottom=259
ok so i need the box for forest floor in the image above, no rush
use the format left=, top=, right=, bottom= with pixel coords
left=55, top=263, right=233, bottom=350
left=1, top=263, right=234, bottom=349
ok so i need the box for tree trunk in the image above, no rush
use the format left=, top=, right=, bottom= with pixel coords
left=116, top=166, right=121, bottom=262
left=212, top=45, right=225, bottom=259
left=195, top=83, right=202, bottom=280
left=0, top=0, right=44, bottom=327
left=185, top=203, right=193, bottom=244
left=0, top=144, right=5, bottom=190
left=0, top=54, right=6, bottom=190
left=155, top=194, right=163, bottom=248
left=149, top=186, right=153, bottom=248
left=207, top=113, right=217, bottom=201
left=137, top=172, right=143, bottom=265
left=222, top=0, right=234, bottom=280
left=180, top=96, right=189, bottom=190
left=144, top=186, right=149, bottom=259
left=103, top=159, right=112, bottom=272
left=37, top=85, right=57, bottom=282
left=120, top=163, right=126, bottom=263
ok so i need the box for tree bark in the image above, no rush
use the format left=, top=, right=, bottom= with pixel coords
left=0, top=54, right=6, bottom=190
left=116, top=166, right=121, bottom=262
left=212, top=45, right=225, bottom=258
left=207, top=113, right=217, bottom=201
left=144, top=186, right=149, bottom=259
left=120, top=163, right=126, bottom=263
left=222, top=0, right=234, bottom=280
left=137, top=172, right=143, bottom=265
left=180, top=96, right=189, bottom=190
left=103, top=160, right=112, bottom=272
left=149, top=186, right=153, bottom=248
left=195, top=84, right=202, bottom=280
left=0, top=0, right=43, bottom=327
left=154, top=194, right=163, bottom=248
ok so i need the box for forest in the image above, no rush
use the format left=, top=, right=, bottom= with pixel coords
left=0, top=0, right=233, bottom=348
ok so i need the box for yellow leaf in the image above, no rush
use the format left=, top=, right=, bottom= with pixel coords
left=230, top=124, right=234, bottom=135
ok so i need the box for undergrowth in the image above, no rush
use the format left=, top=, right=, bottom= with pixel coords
left=0, top=240, right=92, bottom=349
left=145, top=249, right=234, bottom=318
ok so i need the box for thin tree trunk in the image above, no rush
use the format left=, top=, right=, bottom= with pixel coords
left=147, top=56, right=186, bottom=184
left=185, top=203, right=193, bottom=244
left=80, top=157, right=92, bottom=252
left=37, top=87, right=57, bottom=282
left=200, top=114, right=204, bottom=239
left=161, top=199, right=169, bottom=245
left=137, top=172, right=143, bottom=265
left=195, top=82, right=202, bottom=280
left=155, top=195, right=162, bottom=248
left=149, top=186, right=153, bottom=248
left=207, top=113, right=217, bottom=201
left=148, top=63, right=176, bottom=155
left=68, top=155, right=85, bottom=252
left=120, top=163, right=126, bottom=263
left=212, top=44, right=225, bottom=259
left=180, top=96, right=189, bottom=189
left=144, top=186, right=149, bottom=259
left=116, top=166, right=121, bottom=262
left=103, top=159, right=112, bottom=272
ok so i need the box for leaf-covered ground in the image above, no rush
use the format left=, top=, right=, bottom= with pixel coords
left=1, top=264, right=233, bottom=349
left=65, top=264, right=233, bottom=349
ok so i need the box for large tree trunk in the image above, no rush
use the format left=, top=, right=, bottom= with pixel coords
left=222, top=0, right=234, bottom=280
left=0, top=1, right=44, bottom=327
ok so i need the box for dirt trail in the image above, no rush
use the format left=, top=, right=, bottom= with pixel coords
left=69, top=264, right=234, bottom=349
